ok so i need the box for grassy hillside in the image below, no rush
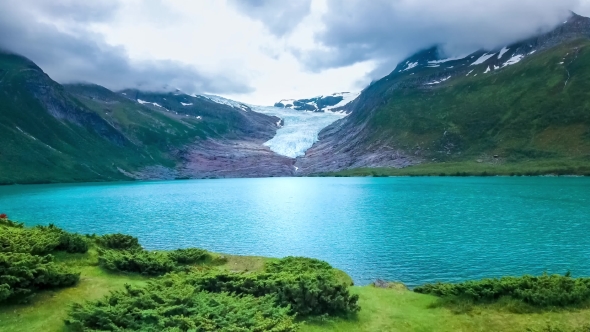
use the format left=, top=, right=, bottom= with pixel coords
left=0, top=53, right=278, bottom=184
left=304, top=18, right=590, bottom=175
left=2, top=219, right=590, bottom=332
left=365, top=39, right=590, bottom=164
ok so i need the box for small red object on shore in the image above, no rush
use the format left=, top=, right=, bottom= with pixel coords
left=0, top=214, right=7, bottom=219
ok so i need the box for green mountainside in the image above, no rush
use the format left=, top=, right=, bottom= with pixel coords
left=0, top=52, right=279, bottom=184
left=298, top=13, right=590, bottom=176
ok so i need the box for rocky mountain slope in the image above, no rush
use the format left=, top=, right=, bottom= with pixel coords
left=296, top=13, right=590, bottom=174
left=274, top=92, right=359, bottom=112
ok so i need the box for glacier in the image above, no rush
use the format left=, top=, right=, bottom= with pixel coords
left=252, top=106, right=347, bottom=158
left=203, top=95, right=349, bottom=158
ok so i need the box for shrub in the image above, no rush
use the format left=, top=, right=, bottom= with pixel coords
left=168, top=248, right=210, bottom=264
left=265, top=256, right=333, bottom=274
left=66, top=283, right=298, bottom=332
left=0, top=224, right=88, bottom=255
left=98, top=249, right=177, bottom=276
left=98, top=233, right=141, bottom=250
left=0, top=252, right=80, bottom=303
left=179, top=269, right=360, bottom=316
left=56, top=232, right=89, bottom=254
left=0, top=214, right=7, bottom=219
left=414, top=273, right=590, bottom=307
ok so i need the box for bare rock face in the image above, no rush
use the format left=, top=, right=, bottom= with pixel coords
left=295, top=116, right=418, bottom=174
left=176, top=139, right=295, bottom=178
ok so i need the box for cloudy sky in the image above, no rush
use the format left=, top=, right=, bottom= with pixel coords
left=0, top=0, right=588, bottom=104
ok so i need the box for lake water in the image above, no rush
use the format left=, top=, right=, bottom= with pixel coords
left=1, top=177, right=589, bottom=286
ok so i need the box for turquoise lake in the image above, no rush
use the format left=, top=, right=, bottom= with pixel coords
left=1, top=177, right=589, bottom=286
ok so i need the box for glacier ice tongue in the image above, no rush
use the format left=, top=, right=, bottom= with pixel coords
left=202, top=94, right=349, bottom=159
left=250, top=105, right=347, bottom=158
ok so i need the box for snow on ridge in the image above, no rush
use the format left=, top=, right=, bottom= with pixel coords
left=428, top=55, right=468, bottom=64
left=401, top=61, right=419, bottom=72
left=425, top=76, right=451, bottom=85
left=484, top=66, right=491, bottom=74
left=324, top=91, right=360, bottom=111
left=503, top=54, right=524, bottom=67
left=180, top=102, right=193, bottom=106
left=202, top=94, right=249, bottom=111
left=471, top=53, right=496, bottom=66
left=466, top=70, right=474, bottom=76
left=498, top=47, right=510, bottom=59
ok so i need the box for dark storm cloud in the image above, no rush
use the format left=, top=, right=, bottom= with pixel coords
left=0, top=0, right=253, bottom=94
left=297, top=0, right=579, bottom=82
left=227, top=0, right=312, bottom=37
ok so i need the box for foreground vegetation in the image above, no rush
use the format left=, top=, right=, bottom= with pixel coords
left=2, top=216, right=590, bottom=331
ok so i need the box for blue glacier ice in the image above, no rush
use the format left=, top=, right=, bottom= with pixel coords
left=203, top=95, right=349, bottom=158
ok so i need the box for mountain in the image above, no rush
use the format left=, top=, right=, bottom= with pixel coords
left=296, top=12, right=590, bottom=175
left=0, top=52, right=292, bottom=184
left=4, top=12, right=590, bottom=183
left=273, top=92, right=359, bottom=112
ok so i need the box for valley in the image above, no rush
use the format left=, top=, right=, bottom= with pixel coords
left=2, top=13, right=590, bottom=183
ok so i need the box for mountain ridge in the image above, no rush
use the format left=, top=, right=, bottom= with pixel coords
left=273, top=92, right=359, bottom=112
left=3, top=12, right=590, bottom=182
left=295, top=12, right=590, bottom=175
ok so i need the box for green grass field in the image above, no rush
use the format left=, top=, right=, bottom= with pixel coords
left=2, top=249, right=590, bottom=332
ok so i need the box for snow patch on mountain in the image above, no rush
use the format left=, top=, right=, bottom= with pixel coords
left=428, top=55, right=467, bottom=64
left=274, top=92, right=359, bottom=112
left=498, top=47, right=510, bottom=59
left=425, top=76, right=451, bottom=85
left=401, top=61, right=419, bottom=72
left=138, top=99, right=165, bottom=109
left=324, top=92, right=361, bottom=111
left=503, top=54, right=525, bottom=67
left=202, top=95, right=249, bottom=111
left=471, top=53, right=496, bottom=66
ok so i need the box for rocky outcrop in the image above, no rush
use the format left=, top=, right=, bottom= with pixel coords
left=175, top=139, right=295, bottom=178
left=295, top=116, right=418, bottom=174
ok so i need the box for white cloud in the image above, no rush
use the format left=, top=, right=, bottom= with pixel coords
left=2, top=0, right=590, bottom=105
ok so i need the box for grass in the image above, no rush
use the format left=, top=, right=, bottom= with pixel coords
left=2, top=248, right=590, bottom=332
left=0, top=266, right=145, bottom=332
left=324, top=159, right=590, bottom=177
left=301, top=286, right=590, bottom=332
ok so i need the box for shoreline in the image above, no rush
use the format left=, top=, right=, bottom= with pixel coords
left=1, top=171, right=589, bottom=187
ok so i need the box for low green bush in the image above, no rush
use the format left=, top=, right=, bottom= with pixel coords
left=67, top=256, right=358, bottom=331
left=0, top=252, right=80, bottom=303
left=97, top=247, right=212, bottom=276
left=0, top=223, right=88, bottom=255
left=66, top=282, right=298, bottom=332
left=98, top=233, right=141, bottom=250
left=56, top=232, right=89, bottom=254
left=168, top=248, right=210, bottom=264
left=265, top=256, right=333, bottom=274
left=179, top=267, right=360, bottom=316
left=415, top=273, right=590, bottom=307
left=97, top=249, right=177, bottom=276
